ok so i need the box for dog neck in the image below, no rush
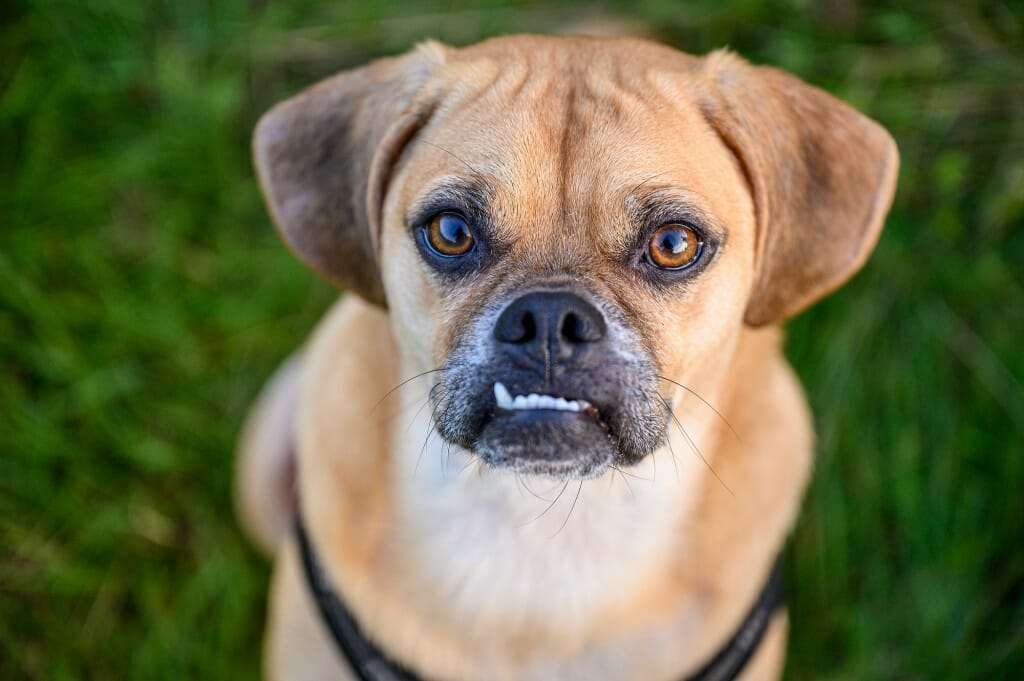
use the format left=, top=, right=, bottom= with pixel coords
left=396, top=405, right=705, bottom=635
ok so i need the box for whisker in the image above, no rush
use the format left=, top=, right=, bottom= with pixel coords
left=660, top=395, right=734, bottom=496
left=657, top=375, right=740, bottom=440
left=609, top=465, right=652, bottom=483
left=405, top=394, right=434, bottom=433
left=610, top=465, right=635, bottom=498
left=554, top=480, right=584, bottom=536
left=664, top=430, right=681, bottom=482
left=420, top=141, right=485, bottom=177
left=458, top=455, right=479, bottom=476
left=519, top=480, right=570, bottom=527
left=649, top=388, right=681, bottom=482
left=650, top=437, right=657, bottom=483
left=413, top=423, right=435, bottom=479
left=365, top=389, right=431, bottom=431
left=443, top=440, right=453, bottom=480
left=513, top=473, right=527, bottom=499
left=371, top=367, right=446, bottom=411
left=414, top=394, right=446, bottom=478
left=630, top=171, right=669, bottom=196
left=519, top=475, right=554, bottom=502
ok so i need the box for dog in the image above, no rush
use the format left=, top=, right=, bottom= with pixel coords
left=235, top=35, right=898, bottom=680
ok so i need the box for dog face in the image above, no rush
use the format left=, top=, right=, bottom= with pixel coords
left=254, top=36, right=897, bottom=479
left=378, top=45, right=761, bottom=478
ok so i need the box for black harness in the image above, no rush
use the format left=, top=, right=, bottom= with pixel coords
left=296, top=519, right=784, bottom=681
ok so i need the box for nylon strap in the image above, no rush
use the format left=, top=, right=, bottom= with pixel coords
left=296, top=518, right=784, bottom=681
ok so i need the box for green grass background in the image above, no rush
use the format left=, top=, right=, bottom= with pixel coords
left=2, top=0, right=1022, bottom=678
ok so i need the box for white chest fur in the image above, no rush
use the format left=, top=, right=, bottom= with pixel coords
left=387, top=381, right=714, bottom=674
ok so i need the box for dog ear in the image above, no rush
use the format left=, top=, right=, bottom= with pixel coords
left=253, top=42, right=447, bottom=306
left=701, top=51, right=898, bottom=326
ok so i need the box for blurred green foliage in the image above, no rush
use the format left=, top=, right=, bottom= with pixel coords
left=1, top=1, right=1022, bottom=679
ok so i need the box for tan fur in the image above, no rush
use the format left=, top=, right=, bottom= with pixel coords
left=240, top=35, right=897, bottom=680
left=235, top=355, right=301, bottom=555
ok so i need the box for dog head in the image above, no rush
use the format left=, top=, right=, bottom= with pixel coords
left=254, top=36, right=897, bottom=480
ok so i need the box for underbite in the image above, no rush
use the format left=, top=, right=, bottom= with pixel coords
left=491, top=381, right=615, bottom=443
left=493, top=382, right=591, bottom=413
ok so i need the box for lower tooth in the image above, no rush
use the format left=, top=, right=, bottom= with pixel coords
left=500, top=394, right=592, bottom=412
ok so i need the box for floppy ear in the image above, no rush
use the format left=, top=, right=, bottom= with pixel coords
left=253, top=42, right=447, bottom=306
left=701, top=51, right=899, bottom=326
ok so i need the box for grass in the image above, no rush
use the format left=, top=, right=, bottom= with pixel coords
left=1, top=1, right=1022, bottom=678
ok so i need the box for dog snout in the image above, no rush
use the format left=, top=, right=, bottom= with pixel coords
left=493, top=291, right=607, bottom=363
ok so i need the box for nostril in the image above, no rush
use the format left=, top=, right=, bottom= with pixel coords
left=519, top=311, right=537, bottom=343
left=495, top=307, right=537, bottom=344
left=560, top=312, right=585, bottom=343
left=560, top=308, right=605, bottom=343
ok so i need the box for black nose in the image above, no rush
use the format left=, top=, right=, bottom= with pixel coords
left=493, top=291, right=607, bottom=361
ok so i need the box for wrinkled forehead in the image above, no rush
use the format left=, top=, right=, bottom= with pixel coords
left=395, top=43, right=752, bottom=250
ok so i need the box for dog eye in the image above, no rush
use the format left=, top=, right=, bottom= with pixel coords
left=425, top=212, right=475, bottom=257
left=646, top=224, right=703, bottom=270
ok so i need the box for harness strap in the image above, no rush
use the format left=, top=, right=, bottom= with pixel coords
left=684, top=561, right=784, bottom=681
left=296, top=521, right=419, bottom=681
left=296, top=518, right=784, bottom=681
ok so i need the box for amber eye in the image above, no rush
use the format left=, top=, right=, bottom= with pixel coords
left=646, top=223, right=703, bottom=270
left=425, top=212, right=475, bottom=257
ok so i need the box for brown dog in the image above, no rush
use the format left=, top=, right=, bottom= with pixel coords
left=236, top=35, right=897, bottom=680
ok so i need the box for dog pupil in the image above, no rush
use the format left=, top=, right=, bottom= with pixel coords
left=442, top=215, right=467, bottom=244
left=663, top=229, right=685, bottom=254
